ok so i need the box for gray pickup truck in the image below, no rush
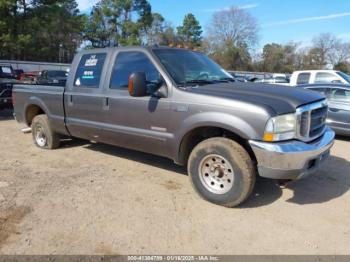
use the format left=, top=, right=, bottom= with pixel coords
left=13, top=47, right=335, bottom=207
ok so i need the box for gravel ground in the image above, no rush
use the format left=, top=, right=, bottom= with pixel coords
left=0, top=109, right=349, bottom=255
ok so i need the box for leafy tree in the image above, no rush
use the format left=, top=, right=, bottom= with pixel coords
left=177, top=13, right=202, bottom=47
left=206, top=7, right=258, bottom=50
left=143, top=12, right=165, bottom=45
left=210, top=44, right=253, bottom=71
left=30, top=0, right=86, bottom=62
left=84, top=3, right=112, bottom=48
left=0, top=0, right=86, bottom=62
left=311, top=33, right=338, bottom=68
left=204, top=6, right=258, bottom=70
left=0, top=0, right=32, bottom=59
left=84, top=0, right=153, bottom=47
left=159, top=23, right=177, bottom=46
left=260, top=42, right=300, bottom=73
left=334, top=61, right=350, bottom=74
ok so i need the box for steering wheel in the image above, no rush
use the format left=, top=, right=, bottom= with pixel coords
left=197, top=72, right=209, bottom=80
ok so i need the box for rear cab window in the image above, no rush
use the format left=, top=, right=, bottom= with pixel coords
left=315, top=72, right=340, bottom=84
left=297, top=73, right=311, bottom=85
left=74, top=53, right=107, bottom=88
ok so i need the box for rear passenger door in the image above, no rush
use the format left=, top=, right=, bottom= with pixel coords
left=65, top=52, right=110, bottom=140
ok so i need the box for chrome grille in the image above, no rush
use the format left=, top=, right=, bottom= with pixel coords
left=310, top=107, right=328, bottom=138
left=300, top=112, right=309, bottom=137
left=296, top=100, right=328, bottom=142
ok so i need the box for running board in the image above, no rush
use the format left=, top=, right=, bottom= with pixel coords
left=21, top=127, right=32, bottom=134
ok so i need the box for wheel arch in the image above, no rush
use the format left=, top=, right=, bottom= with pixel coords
left=176, top=125, right=257, bottom=166
left=24, top=99, right=49, bottom=126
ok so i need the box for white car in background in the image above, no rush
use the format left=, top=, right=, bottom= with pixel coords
left=253, top=73, right=290, bottom=86
left=290, top=70, right=350, bottom=86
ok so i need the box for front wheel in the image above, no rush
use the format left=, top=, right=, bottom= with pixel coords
left=188, top=137, right=256, bottom=207
left=31, top=114, right=60, bottom=149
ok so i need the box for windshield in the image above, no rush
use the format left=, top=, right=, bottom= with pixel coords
left=336, top=71, right=350, bottom=83
left=0, top=66, right=14, bottom=74
left=48, top=70, right=67, bottom=78
left=153, top=49, right=234, bottom=86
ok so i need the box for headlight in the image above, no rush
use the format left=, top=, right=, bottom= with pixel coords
left=263, top=113, right=297, bottom=142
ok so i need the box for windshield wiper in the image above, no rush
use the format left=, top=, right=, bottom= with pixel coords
left=179, top=79, right=217, bottom=87
left=179, top=78, right=236, bottom=88
left=218, top=77, right=235, bottom=82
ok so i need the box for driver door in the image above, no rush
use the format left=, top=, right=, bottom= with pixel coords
left=98, top=50, right=173, bottom=158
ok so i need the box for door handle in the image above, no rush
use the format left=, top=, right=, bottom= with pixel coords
left=103, top=97, right=109, bottom=110
left=68, top=95, right=73, bottom=106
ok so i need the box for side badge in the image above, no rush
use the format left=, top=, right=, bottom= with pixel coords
left=176, top=105, right=189, bottom=112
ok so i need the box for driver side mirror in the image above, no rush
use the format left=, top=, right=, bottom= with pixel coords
left=128, top=72, right=147, bottom=97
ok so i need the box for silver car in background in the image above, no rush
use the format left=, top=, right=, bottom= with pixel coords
left=299, top=83, right=350, bottom=136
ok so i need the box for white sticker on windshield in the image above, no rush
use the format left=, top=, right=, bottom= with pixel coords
left=85, top=55, right=98, bottom=67
left=75, top=78, right=81, bottom=86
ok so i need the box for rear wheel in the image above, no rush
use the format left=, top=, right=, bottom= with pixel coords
left=188, top=137, right=256, bottom=207
left=31, top=114, right=60, bottom=149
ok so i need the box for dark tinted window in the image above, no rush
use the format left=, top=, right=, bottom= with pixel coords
left=297, top=73, right=311, bottom=84
left=110, top=51, right=161, bottom=89
left=74, top=53, right=106, bottom=88
left=48, top=70, right=67, bottom=78
left=275, top=77, right=288, bottom=83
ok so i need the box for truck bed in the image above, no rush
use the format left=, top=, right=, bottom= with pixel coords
left=13, top=84, right=68, bottom=135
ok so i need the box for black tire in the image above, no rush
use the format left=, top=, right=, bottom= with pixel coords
left=31, top=114, right=60, bottom=149
left=188, top=137, right=256, bottom=207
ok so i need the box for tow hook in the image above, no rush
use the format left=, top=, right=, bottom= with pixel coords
left=277, top=179, right=292, bottom=188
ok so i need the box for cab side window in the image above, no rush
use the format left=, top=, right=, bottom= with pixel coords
left=74, top=53, right=107, bottom=88
left=297, top=73, right=310, bottom=85
left=110, top=51, right=161, bottom=90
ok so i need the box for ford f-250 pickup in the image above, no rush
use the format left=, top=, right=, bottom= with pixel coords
left=13, top=47, right=335, bottom=207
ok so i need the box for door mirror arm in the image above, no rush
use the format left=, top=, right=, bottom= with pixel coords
left=152, top=84, right=168, bottom=99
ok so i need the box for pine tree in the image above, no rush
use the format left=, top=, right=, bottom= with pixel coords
left=177, top=13, right=202, bottom=47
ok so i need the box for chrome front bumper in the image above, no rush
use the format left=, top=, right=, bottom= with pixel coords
left=249, top=127, right=335, bottom=180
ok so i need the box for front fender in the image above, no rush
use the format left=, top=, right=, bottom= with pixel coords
left=173, top=112, right=260, bottom=162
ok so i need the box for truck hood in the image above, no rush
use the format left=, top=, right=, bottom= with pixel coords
left=185, top=82, right=325, bottom=115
